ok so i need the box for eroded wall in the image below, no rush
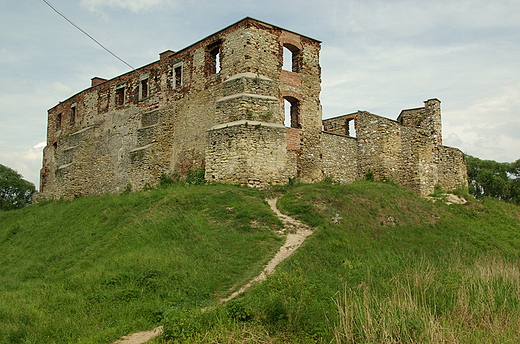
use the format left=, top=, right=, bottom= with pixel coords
left=40, top=18, right=466, bottom=200
left=205, top=121, right=296, bottom=186
left=321, top=99, right=467, bottom=196
left=319, top=132, right=359, bottom=183
left=40, top=18, right=323, bottom=199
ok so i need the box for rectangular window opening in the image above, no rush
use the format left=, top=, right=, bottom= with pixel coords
left=214, top=51, right=221, bottom=73
left=174, top=65, right=182, bottom=89
left=347, top=119, right=356, bottom=137
left=70, top=106, right=76, bottom=124
left=208, top=41, right=222, bottom=74
left=115, top=87, right=125, bottom=106
left=140, top=79, right=149, bottom=100
left=56, top=113, right=62, bottom=129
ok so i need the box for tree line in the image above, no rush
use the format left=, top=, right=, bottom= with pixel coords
left=466, top=155, right=520, bottom=205
left=0, top=164, right=35, bottom=211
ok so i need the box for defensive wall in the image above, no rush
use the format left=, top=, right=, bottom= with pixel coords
left=39, top=17, right=467, bottom=199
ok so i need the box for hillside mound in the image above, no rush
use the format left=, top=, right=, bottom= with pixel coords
left=1, top=181, right=520, bottom=343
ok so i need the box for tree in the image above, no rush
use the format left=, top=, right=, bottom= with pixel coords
left=0, top=164, right=36, bottom=211
left=466, top=155, right=520, bottom=205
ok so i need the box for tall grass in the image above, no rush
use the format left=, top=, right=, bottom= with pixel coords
left=155, top=181, right=520, bottom=343
left=250, top=181, right=520, bottom=343
left=333, top=254, right=520, bottom=343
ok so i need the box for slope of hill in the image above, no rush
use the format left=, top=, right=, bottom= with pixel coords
left=0, top=184, right=283, bottom=343
left=1, top=181, right=520, bottom=343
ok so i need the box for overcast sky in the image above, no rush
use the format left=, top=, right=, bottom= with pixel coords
left=1, top=0, right=519, bottom=187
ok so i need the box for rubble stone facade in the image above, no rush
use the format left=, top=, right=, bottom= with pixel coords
left=40, top=17, right=467, bottom=199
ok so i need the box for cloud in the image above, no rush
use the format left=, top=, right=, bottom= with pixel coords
left=34, top=142, right=46, bottom=149
left=80, top=0, right=168, bottom=13
left=50, top=81, right=72, bottom=94
left=0, top=143, right=45, bottom=188
left=443, top=82, right=520, bottom=162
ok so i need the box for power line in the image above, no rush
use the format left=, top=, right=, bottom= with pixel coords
left=42, top=0, right=135, bottom=70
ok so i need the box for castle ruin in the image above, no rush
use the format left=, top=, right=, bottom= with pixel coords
left=39, top=17, right=467, bottom=199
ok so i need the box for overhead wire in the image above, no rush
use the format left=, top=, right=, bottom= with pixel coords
left=42, top=0, right=135, bottom=70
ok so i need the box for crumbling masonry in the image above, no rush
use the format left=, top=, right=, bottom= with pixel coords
left=39, top=17, right=467, bottom=199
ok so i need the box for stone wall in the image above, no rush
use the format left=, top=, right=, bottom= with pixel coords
left=355, top=111, right=403, bottom=183
left=205, top=121, right=294, bottom=186
left=322, top=113, right=356, bottom=136
left=321, top=99, right=467, bottom=196
left=39, top=17, right=467, bottom=200
left=437, top=146, right=467, bottom=191
left=40, top=17, right=323, bottom=199
left=319, top=132, right=359, bottom=183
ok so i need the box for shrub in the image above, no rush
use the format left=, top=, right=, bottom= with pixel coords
left=186, top=169, right=206, bottom=185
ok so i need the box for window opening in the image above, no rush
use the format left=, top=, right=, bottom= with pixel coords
left=347, top=118, right=356, bottom=137
left=140, top=79, right=149, bottom=99
left=283, top=97, right=301, bottom=129
left=282, top=46, right=292, bottom=71
left=174, top=65, right=182, bottom=89
left=348, top=119, right=356, bottom=137
left=284, top=99, right=291, bottom=127
left=56, top=113, right=62, bottom=129
left=215, top=51, right=221, bottom=73
left=208, top=42, right=221, bottom=74
left=115, top=87, right=125, bottom=106
left=70, top=106, right=76, bottom=124
left=282, top=43, right=301, bottom=73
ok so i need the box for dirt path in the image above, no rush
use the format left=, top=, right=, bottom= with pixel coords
left=220, top=198, right=313, bottom=302
left=110, top=198, right=313, bottom=344
left=112, top=327, right=163, bottom=344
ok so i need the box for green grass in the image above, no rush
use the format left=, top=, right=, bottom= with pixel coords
left=0, top=184, right=283, bottom=343
left=2, top=180, right=520, bottom=343
left=156, top=181, right=520, bottom=343
left=251, top=181, right=520, bottom=343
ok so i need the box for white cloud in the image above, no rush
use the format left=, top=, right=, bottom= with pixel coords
left=80, top=0, right=167, bottom=13
left=50, top=81, right=72, bottom=94
left=443, top=82, right=520, bottom=162
left=0, top=144, right=45, bottom=188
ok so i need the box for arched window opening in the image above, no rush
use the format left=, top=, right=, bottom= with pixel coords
left=282, top=43, right=301, bottom=73
left=284, top=97, right=301, bottom=129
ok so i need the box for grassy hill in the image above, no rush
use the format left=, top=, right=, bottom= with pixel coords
left=1, top=181, right=520, bottom=343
